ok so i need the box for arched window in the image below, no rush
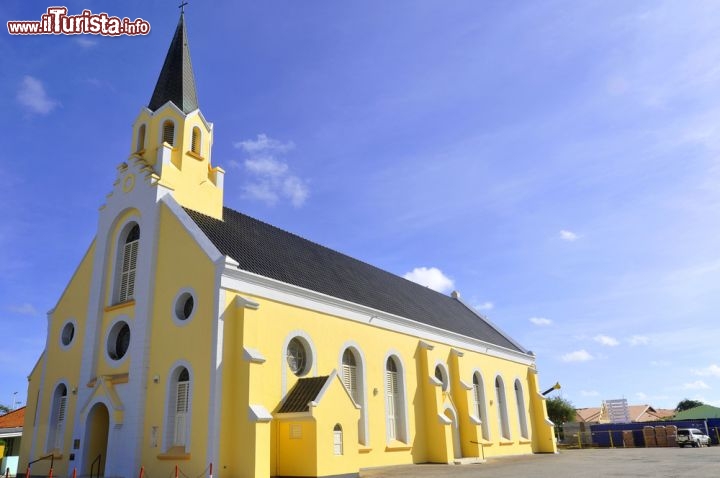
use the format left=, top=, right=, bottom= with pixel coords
left=473, top=372, right=490, bottom=440
left=191, top=126, right=201, bottom=154
left=162, top=120, right=175, bottom=146
left=116, top=224, right=139, bottom=304
left=514, top=379, right=529, bottom=439
left=136, top=124, right=146, bottom=152
left=340, top=346, right=368, bottom=445
left=495, top=376, right=510, bottom=440
left=333, top=424, right=343, bottom=455
left=341, top=349, right=358, bottom=402
left=385, top=356, right=407, bottom=442
left=47, top=384, right=67, bottom=451
left=167, top=367, right=191, bottom=450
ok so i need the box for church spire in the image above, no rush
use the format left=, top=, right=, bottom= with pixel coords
left=148, top=12, right=199, bottom=114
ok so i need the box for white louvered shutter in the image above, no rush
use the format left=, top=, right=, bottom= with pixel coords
left=333, top=428, right=343, bottom=455
left=473, top=383, right=482, bottom=418
left=55, top=396, right=67, bottom=450
left=342, top=363, right=358, bottom=402
left=174, top=381, right=189, bottom=446
left=119, top=239, right=138, bottom=302
left=386, top=370, right=398, bottom=440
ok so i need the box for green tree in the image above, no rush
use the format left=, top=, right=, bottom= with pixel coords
left=546, top=396, right=576, bottom=425
left=0, top=405, right=10, bottom=415
left=675, top=399, right=704, bottom=412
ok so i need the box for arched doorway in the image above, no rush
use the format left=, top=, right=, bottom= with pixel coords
left=83, top=403, right=109, bottom=476
left=443, top=407, right=462, bottom=460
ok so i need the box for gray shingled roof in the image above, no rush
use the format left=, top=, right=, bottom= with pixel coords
left=185, top=207, right=526, bottom=354
left=278, top=376, right=330, bottom=413
left=148, top=13, right=199, bottom=114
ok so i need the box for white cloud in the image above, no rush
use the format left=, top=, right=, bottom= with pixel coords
left=683, top=380, right=710, bottom=390
left=234, top=133, right=295, bottom=154
left=474, top=302, right=494, bottom=311
left=7, top=303, right=38, bottom=316
left=636, top=392, right=648, bottom=400
left=237, top=134, right=308, bottom=208
left=75, top=37, right=97, bottom=49
left=245, top=157, right=289, bottom=176
left=529, top=317, right=553, bottom=326
left=693, top=364, right=720, bottom=377
left=581, top=390, right=599, bottom=397
left=17, top=76, right=58, bottom=115
left=403, top=267, right=454, bottom=293
left=594, top=334, right=620, bottom=346
left=628, top=335, right=650, bottom=346
left=561, top=349, right=593, bottom=362
left=559, top=229, right=579, bottom=241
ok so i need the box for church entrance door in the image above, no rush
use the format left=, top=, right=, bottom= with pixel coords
left=83, top=403, right=109, bottom=476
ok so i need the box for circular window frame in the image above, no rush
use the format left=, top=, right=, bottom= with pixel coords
left=286, top=337, right=312, bottom=377
left=172, top=288, right=198, bottom=326
left=106, top=319, right=131, bottom=365
left=59, top=320, right=77, bottom=349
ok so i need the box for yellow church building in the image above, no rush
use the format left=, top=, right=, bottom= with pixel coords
left=20, top=13, right=556, bottom=478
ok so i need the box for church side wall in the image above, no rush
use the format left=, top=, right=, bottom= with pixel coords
left=222, top=284, right=543, bottom=474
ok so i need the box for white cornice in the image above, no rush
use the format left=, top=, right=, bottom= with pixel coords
left=220, top=267, right=534, bottom=365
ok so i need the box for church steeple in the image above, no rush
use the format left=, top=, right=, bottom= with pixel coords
left=126, top=10, right=224, bottom=220
left=148, top=12, right=199, bottom=114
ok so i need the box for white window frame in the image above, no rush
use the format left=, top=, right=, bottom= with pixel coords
left=338, top=343, right=369, bottom=446
left=161, top=119, right=176, bottom=147
left=384, top=353, right=408, bottom=443
left=165, top=364, right=192, bottom=451
left=514, top=379, right=529, bottom=439
left=47, top=383, right=68, bottom=452
left=472, top=371, right=490, bottom=440
left=495, top=375, right=511, bottom=440
left=111, top=221, right=140, bottom=305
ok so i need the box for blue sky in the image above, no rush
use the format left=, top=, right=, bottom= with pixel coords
left=2, top=0, right=720, bottom=412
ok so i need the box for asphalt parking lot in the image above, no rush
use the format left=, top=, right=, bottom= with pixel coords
left=361, top=446, right=720, bottom=477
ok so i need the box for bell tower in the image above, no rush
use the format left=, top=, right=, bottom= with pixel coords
left=128, top=12, right=224, bottom=219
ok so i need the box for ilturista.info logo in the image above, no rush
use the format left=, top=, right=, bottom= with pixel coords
left=7, top=7, right=151, bottom=36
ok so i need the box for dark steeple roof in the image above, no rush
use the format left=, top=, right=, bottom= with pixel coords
left=148, top=13, right=199, bottom=114
left=185, top=206, right=528, bottom=354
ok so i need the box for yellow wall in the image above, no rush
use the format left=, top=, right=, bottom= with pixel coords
left=20, top=241, right=96, bottom=476
left=139, top=203, right=218, bottom=477
left=222, top=288, right=551, bottom=474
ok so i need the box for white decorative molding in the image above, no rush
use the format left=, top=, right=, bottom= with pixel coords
left=459, top=379, right=473, bottom=391
left=234, top=295, right=260, bottom=310
left=469, top=415, right=482, bottom=425
left=243, top=347, right=266, bottom=364
left=418, top=341, right=434, bottom=350
left=249, top=404, right=273, bottom=423
left=438, top=413, right=452, bottom=425
left=220, top=268, right=535, bottom=366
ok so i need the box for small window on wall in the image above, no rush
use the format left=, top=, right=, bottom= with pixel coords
left=173, top=290, right=196, bottom=323
left=136, top=124, right=146, bottom=152
left=60, top=321, right=75, bottom=347
left=162, top=120, right=175, bottom=146
left=333, top=424, right=343, bottom=455
left=286, top=337, right=310, bottom=376
left=191, top=126, right=201, bottom=154
left=107, top=321, right=131, bottom=361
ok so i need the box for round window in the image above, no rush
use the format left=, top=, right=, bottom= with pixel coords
left=61, top=322, right=75, bottom=347
left=174, top=292, right=195, bottom=321
left=286, top=338, right=309, bottom=376
left=108, top=321, right=131, bottom=361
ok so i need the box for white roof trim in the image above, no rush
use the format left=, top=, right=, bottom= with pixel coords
left=221, top=267, right=534, bottom=365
